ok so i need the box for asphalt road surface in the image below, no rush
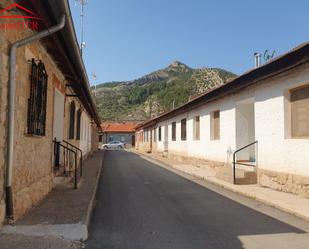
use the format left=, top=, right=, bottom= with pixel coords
left=86, top=150, right=309, bottom=249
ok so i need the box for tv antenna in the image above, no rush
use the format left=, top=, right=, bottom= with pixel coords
left=92, top=72, right=97, bottom=81
left=263, top=49, right=276, bottom=63
left=92, top=72, right=97, bottom=96
left=75, top=0, right=88, bottom=56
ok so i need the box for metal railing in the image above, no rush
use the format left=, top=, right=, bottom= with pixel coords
left=233, top=141, right=258, bottom=185
left=63, top=140, right=83, bottom=177
left=53, top=139, right=78, bottom=189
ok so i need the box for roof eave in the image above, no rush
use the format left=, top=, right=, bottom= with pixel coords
left=138, top=42, right=309, bottom=129
left=34, top=0, right=101, bottom=127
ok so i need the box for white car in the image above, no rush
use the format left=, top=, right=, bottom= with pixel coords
left=102, top=141, right=124, bottom=149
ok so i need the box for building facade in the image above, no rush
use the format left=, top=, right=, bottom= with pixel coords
left=0, top=0, right=100, bottom=226
left=136, top=43, right=309, bottom=198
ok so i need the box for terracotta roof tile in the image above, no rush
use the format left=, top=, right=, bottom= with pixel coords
left=101, top=122, right=139, bottom=133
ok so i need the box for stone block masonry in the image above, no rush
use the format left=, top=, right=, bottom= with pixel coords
left=0, top=17, right=79, bottom=224
left=258, top=169, right=309, bottom=198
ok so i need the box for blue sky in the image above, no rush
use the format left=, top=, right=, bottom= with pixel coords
left=70, top=0, right=309, bottom=85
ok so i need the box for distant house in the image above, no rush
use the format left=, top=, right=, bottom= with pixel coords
left=135, top=43, right=309, bottom=198
left=100, top=122, right=139, bottom=147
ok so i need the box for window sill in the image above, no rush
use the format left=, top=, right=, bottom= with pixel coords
left=286, top=137, right=309, bottom=140
left=24, top=133, right=45, bottom=138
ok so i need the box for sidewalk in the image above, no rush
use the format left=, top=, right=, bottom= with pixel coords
left=133, top=150, right=309, bottom=222
left=0, top=150, right=105, bottom=244
left=0, top=234, right=82, bottom=249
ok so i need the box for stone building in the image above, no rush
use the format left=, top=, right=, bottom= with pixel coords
left=0, top=0, right=101, bottom=226
left=136, top=43, right=309, bottom=198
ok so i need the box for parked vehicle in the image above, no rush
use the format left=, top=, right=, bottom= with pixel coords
left=102, top=141, right=125, bottom=149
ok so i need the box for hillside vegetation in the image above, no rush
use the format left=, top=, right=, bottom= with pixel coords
left=94, top=61, right=236, bottom=121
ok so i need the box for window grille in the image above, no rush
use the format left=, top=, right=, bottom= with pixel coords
left=27, top=59, right=48, bottom=136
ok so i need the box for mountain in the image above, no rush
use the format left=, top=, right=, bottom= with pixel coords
left=94, top=61, right=236, bottom=121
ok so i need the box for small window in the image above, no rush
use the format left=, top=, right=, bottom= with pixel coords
left=193, top=116, right=200, bottom=140
left=76, top=109, right=81, bottom=140
left=158, top=126, right=162, bottom=141
left=69, top=101, right=75, bottom=139
left=181, top=119, right=187, bottom=141
left=27, top=59, right=48, bottom=136
left=172, top=122, right=176, bottom=141
left=211, top=110, right=220, bottom=140
left=153, top=128, right=157, bottom=142
left=291, top=86, right=309, bottom=137
left=99, top=135, right=103, bottom=142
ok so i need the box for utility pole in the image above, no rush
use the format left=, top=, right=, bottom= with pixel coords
left=75, top=0, right=88, bottom=56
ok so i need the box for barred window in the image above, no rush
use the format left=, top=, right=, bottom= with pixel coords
left=69, top=101, right=75, bottom=139
left=76, top=109, right=81, bottom=140
left=27, top=59, right=48, bottom=136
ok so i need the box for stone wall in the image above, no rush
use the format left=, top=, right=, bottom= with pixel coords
left=12, top=42, right=65, bottom=220
left=136, top=141, right=152, bottom=153
left=0, top=1, right=99, bottom=225
left=91, top=124, right=99, bottom=152
left=258, top=169, right=309, bottom=198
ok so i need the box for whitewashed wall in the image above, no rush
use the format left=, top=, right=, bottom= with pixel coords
left=153, top=64, right=309, bottom=176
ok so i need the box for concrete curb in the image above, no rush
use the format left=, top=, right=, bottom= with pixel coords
left=133, top=150, right=309, bottom=223
left=82, top=150, right=105, bottom=238
left=2, top=224, right=88, bottom=241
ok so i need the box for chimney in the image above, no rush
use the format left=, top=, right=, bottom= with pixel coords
left=254, top=52, right=261, bottom=68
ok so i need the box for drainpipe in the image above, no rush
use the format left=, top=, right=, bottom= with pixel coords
left=6, top=15, right=66, bottom=222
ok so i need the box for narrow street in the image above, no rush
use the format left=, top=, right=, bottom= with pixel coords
left=86, top=150, right=309, bottom=249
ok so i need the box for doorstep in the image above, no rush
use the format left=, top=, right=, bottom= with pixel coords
left=0, top=150, right=105, bottom=241
left=132, top=149, right=309, bottom=223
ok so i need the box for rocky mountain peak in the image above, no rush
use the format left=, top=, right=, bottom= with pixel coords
left=166, top=60, right=191, bottom=73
